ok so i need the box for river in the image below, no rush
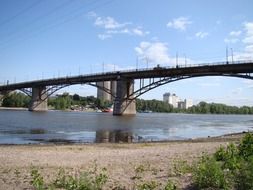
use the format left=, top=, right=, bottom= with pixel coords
left=0, top=109, right=252, bottom=144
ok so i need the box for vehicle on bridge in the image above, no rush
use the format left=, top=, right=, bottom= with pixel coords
left=153, top=64, right=166, bottom=70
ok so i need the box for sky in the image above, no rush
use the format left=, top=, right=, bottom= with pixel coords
left=0, top=0, right=253, bottom=106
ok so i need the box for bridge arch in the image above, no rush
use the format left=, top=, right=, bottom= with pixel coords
left=130, top=73, right=253, bottom=100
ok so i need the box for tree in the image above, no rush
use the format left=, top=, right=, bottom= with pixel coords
left=73, top=94, right=80, bottom=101
left=2, top=92, right=30, bottom=107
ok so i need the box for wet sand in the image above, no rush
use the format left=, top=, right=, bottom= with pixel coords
left=0, top=133, right=245, bottom=190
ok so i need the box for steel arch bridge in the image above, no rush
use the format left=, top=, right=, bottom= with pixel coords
left=0, top=60, right=253, bottom=115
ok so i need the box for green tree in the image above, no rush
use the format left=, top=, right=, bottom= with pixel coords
left=2, top=92, right=30, bottom=108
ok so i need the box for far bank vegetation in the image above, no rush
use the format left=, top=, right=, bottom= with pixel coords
left=1, top=92, right=253, bottom=114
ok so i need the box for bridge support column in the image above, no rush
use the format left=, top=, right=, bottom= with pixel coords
left=29, top=86, right=48, bottom=111
left=113, top=79, right=136, bottom=116
left=0, top=94, right=4, bottom=106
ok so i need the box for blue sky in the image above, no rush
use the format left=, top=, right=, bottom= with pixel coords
left=0, top=0, right=253, bottom=106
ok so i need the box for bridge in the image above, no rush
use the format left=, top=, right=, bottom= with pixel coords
left=0, top=60, right=253, bottom=115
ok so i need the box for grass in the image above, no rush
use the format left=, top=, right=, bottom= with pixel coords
left=30, top=164, right=108, bottom=190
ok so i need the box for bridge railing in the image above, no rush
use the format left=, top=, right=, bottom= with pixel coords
left=111, top=59, right=253, bottom=74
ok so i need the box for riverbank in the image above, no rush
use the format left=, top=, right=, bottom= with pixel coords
left=0, top=107, right=28, bottom=110
left=0, top=132, right=246, bottom=190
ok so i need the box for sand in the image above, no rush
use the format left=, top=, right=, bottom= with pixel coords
left=0, top=134, right=244, bottom=190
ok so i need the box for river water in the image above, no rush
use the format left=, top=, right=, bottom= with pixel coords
left=0, top=110, right=252, bottom=144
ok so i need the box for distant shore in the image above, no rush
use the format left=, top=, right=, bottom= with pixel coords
left=0, top=132, right=248, bottom=189
left=0, top=106, right=28, bottom=110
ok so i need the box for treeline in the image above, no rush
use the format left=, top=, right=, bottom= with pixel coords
left=1, top=92, right=31, bottom=107
left=1, top=92, right=253, bottom=114
left=136, top=99, right=173, bottom=112
left=1, top=92, right=111, bottom=110
left=136, top=99, right=253, bottom=114
left=188, top=101, right=253, bottom=114
left=48, top=93, right=111, bottom=110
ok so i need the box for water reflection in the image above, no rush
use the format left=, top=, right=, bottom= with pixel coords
left=95, top=130, right=133, bottom=143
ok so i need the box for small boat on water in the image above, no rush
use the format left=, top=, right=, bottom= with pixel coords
left=102, top=105, right=113, bottom=113
left=143, top=110, right=153, bottom=113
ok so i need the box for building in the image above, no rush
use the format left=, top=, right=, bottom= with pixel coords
left=177, top=101, right=185, bottom=109
left=163, top=93, right=193, bottom=109
left=163, top=93, right=179, bottom=108
left=184, top=99, right=193, bottom=109
left=178, top=99, right=193, bottom=109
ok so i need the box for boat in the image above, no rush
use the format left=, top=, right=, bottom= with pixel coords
left=143, top=110, right=153, bottom=113
left=102, top=105, right=113, bottom=112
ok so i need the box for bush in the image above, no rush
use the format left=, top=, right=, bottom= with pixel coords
left=31, top=166, right=108, bottom=190
left=238, top=133, right=253, bottom=160
left=193, top=154, right=229, bottom=190
left=172, top=159, right=192, bottom=176
left=214, top=145, right=226, bottom=161
left=215, top=143, right=241, bottom=172
left=235, top=156, right=253, bottom=190
left=136, top=180, right=158, bottom=190
left=164, top=180, right=177, bottom=190
left=30, top=168, right=45, bottom=190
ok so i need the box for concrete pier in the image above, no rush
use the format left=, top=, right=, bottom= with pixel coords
left=0, top=94, right=3, bottom=106
left=97, top=81, right=117, bottom=102
left=97, top=81, right=112, bottom=101
left=113, top=80, right=136, bottom=115
left=29, top=86, right=48, bottom=111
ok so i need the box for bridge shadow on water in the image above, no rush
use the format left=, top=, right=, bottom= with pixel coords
left=2, top=127, right=135, bottom=144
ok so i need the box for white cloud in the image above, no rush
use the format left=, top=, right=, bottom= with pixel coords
left=224, top=38, right=239, bottom=44
left=132, top=28, right=149, bottom=36
left=94, top=16, right=129, bottom=29
left=89, top=12, right=149, bottom=40
left=135, top=41, right=171, bottom=66
left=245, top=45, right=253, bottom=52
left=135, top=41, right=193, bottom=66
left=231, top=21, right=253, bottom=60
left=167, top=17, right=192, bottom=31
left=106, top=29, right=130, bottom=34
left=224, top=30, right=242, bottom=44
left=106, top=27, right=149, bottom=37
left=98, top=34, right=111, bottom=40
left=195, top=31, right=209, bottom=39
left=229, top=30, right=242, bottom=36
left=87, top=11, right=97, bottom=18
left=243, top=36, right=253, bottom=44
left=242, top=22, right=253, bottom=44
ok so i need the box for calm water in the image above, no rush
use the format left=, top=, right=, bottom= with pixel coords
left=0, top=110, right=252, bottom=144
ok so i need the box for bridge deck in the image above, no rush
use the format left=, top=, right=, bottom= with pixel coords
left=0, top=61, right=253, bottom=91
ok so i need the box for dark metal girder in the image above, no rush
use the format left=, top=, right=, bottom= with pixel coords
left=127, top=73, right=253, bottom=100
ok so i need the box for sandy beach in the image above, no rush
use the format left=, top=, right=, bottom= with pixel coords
left=0, top=133, right=245, bottom=190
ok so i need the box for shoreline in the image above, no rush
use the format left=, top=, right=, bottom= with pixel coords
left=0, top=131, right=249, bottom=147
left=0, top=106, right=28, bottom=110
left=1, top=106, right=253, bottom=115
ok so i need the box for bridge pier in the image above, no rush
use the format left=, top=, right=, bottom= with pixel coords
left=113, top=79, right=136, bottom=116
left=97, top=81, right=117, bottom=102
left=0, top=94, right=4, bottom=106
left=29, top=86, right=48, bottom=111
